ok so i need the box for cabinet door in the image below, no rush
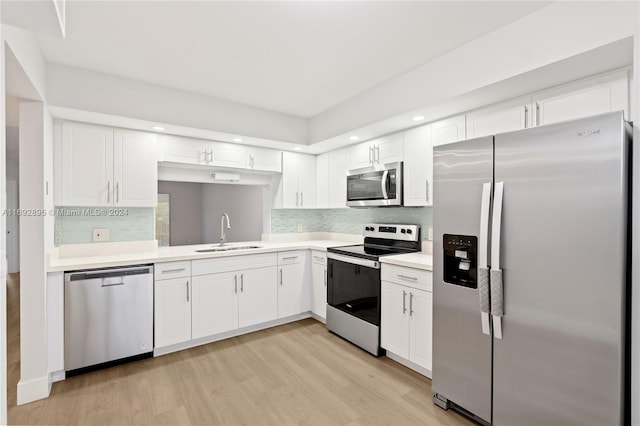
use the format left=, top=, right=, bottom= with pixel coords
left=409, top=288, right=433, bottom=373
left=297, top=154, right=316, bottom=208
left=159, top=135, right=208, bottom=165
left=329, top=147, right=349, bottom=208
left=534, top=73, right=628, bottom=126
left=375, top=133, right=403, bottom=165
left=191, top=272, right=239, bottom=339
left=61, top=122, right=113, bottom=206
left=403, top=125, right=432, bottom=207
left=380, top=281, right=410, bottom=359
left=280, top=152, right=300, bottom=208
left=350, top=141, right=374, bottom=169
left=316, top=153, right=329, bottom=208
left=212, top=142, right=246, bottom=168
left=311, top=261, right=327, bottom=320
left=113, top=129, right=158, bottom=207
left=278, top=263, right=309, bottom=318
left=432, top=114, right=466, bottom=147
left=467, top=97, right=531, bottom=139
left=154, top=277, right=191, bottom=348
left=247, top=147, right=282, bottom=172
left=238, top=267, right=278, bottom=328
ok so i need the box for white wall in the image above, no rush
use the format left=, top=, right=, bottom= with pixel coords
left=46, top=63, right=308, bottom=145
left=309, top=1, right=640, bottom=143
left=0, top=6, right=7, bottom=424
left=17, top=102, right=49, bottom=404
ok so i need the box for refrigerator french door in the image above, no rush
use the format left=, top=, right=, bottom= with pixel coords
left=432, top=111, right=629, bottom=425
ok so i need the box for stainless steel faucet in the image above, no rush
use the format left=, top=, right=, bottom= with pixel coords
left=220, top=213, right=231, bottom=246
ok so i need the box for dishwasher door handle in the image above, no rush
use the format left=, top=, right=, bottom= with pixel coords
left=101, top=277, right=125, bottom=287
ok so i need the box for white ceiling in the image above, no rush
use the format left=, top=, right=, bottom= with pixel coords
left=2, top=1, right=550, bottom=118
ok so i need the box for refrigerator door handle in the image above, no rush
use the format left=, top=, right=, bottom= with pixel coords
left=491, top=181, right=505, bottom=339
left=478, top=182, right=492, bottom=335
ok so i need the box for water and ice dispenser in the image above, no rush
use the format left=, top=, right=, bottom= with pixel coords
left=443, top=234, right=478, bottom=288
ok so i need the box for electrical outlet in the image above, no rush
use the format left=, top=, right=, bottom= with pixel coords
left=93, top=228, right=110, bottom=242
left=427, top=227, right=434, bottom=240
left=297, top=224, right=303, bottom=232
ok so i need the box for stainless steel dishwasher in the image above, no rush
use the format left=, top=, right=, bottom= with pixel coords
left=64, top=265, right=154, bottom=375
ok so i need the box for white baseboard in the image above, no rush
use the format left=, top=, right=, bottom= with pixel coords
left=17, top=375, right=51, bottom=405
left=310, top=312, right=326, bottom=324
left=50, top=370, right=65, bottom=383
left=386, top=351, right=432, bottom=379
left=154, top=312, right=312, bottom=356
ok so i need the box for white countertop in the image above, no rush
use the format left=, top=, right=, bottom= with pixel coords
left=380, top=252, right=433, bottom=271
left=47, top=240, right=353, bottom=272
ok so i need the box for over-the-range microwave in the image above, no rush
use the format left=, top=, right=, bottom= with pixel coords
left=346, top=161, right=403, bottom=207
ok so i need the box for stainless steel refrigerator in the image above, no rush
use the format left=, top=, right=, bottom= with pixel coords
left=432, top=111, right=630, bottom=425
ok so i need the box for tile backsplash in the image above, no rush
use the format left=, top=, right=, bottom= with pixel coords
left=271, top=207, right=432, bottom=237
left=54, top=207, right=155, bottom=245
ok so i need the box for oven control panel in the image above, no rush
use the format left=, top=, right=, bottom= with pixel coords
left=363, top=223, right=420, bottom=242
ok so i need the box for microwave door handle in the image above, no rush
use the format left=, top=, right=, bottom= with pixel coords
left=381, top=170, right=389, bottom=199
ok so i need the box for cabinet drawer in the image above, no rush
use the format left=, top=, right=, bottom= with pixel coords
left=381, top=264, right=432, bottom=292
left=192, top=253, right=277, bottom=276
left=278, top=250, right=303, bottom=265
left=155, top=261, right=191, bottom=280
left=311, top=251, right=327, bottom=266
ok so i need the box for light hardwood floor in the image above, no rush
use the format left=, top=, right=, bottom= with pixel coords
left=7, top=273, right=473, bottom=425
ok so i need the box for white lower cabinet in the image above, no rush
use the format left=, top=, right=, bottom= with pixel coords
left=310, top=251, right=327, bottom=320
left=155, top=277, right=192, bottom=348
left=191, top=271, right=239, bottom=339
left=277, top=251, right=310, bottom=318
left=381, top=264, right=433, bottom=376
left=239, top=267, right=279, bottom=327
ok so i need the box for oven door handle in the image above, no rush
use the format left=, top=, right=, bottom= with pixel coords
left=327, top=252, right=380, bottom=269
left=381, top=170, right=389, bottom=199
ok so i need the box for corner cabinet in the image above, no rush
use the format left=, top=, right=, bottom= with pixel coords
left=274, top=152, right=317, bottom=209
left=57, top=121, right=157, bottom=207
left=381, top=264, right=433, bottom=377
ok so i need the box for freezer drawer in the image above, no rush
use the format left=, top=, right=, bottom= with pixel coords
left=64, top=265, right=154, bottom=373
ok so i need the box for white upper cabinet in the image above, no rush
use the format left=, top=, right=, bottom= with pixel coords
left=316, top=153, right=329, bottom=208
left=61, top=122, right=113, bottom=206
left=211, top=142, right=246, bottom=169
left=533, top=71, right=628, bottom=126
left=159, top=135, right=209, bottom=165
left=275, top=152, right=316, bottom=209
left=59, top=122, right=157, bottom=207
left=329, top=147, right=350, bottom=208
left=113, top=129, right=158, bottom=207
left=466, top=96, right=532, bottom=139
left=431, top=114, right=466, bottom=147
left=350, top=133, right=403, bottom=169
left=403, top=124, right=432, bottom=207
left=246, top=146, right=282, bottom=172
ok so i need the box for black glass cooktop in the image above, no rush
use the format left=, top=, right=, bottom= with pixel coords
left=328, top=244, right=409, bottom=261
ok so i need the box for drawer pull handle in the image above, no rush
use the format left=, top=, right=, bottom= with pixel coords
left=397, top=274, right=418, bottom=281
left=282, top=256, right=298, bottom=260
left=162, top=268, right=186, bottom=273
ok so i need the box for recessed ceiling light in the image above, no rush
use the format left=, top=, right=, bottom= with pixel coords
left=152, top=126, right=165, bottom=131
left=412, top=115, right=425, bottom=121
left=232, top=138, right=243, bottom=142
left=294, top=147, right=302, bottom=151
left=349, top=135, right=359, bottom=141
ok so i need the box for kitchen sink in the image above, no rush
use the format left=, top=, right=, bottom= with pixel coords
left=195, top=245, right=261, bottom=253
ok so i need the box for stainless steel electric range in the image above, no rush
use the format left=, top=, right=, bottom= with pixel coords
left=326, top=223, right=421, bottom=356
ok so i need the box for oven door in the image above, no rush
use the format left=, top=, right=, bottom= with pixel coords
left=327, top=253, right=381, bottom=326
left=346, top=162, right=402, bottom=207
